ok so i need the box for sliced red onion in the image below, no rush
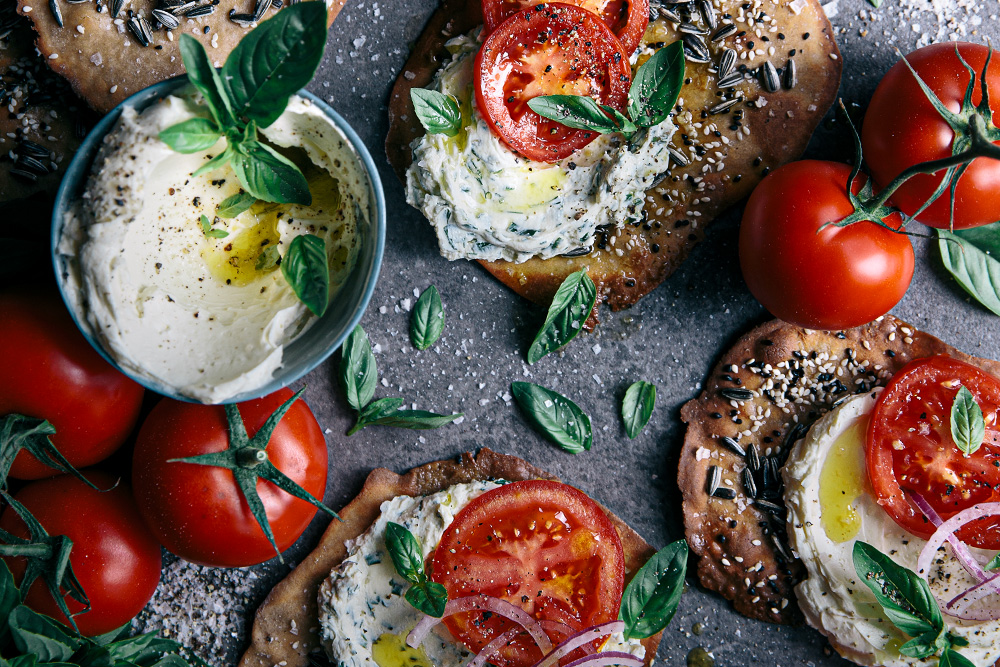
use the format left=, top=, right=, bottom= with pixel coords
left=538, top=620, right=595, bottom=656
left=560, top=651, right=643, bottom=667
left=947, top=572, right=1000, bottom=620
left=910, top=492, right=989, bottom=581
left=464, top=627, right=522, bottom=667
left=530, top=621, right=625, bottom=667
left=407, top=595, right=553, bottom=655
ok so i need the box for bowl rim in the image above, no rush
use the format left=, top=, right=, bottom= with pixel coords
left=50, top=75, right=386, bottom=405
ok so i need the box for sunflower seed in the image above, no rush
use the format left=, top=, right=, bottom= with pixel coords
left=288, top=0, right=299, bottom=5
left=717, top=47, right=736, bottom=79
left=252, top=0, right=268, bottom=20
left=152, top=7, right=179, bottom=28
left=185, top=4, right=214, bottom=16
left=712, top=24, right=737, bottom=42
left=10, top=168, right=38, bottom=182
left=717, top=70, right=745, bottom=88
left=228, top=11, right=254, bottom=25
left=648, top=4, right=659, bottom=20
left=712, top=487, right=737, bottom=500
left=783, top=422, right=807, bottom=452
left=754, top=499, right=786, bottom=517
left=167, top=1, right=195, bottom=13
left=771, top=534, right=793, bottom=562
left=271, top=0, right=282, bottom=8
left=16, top=155, right=50, bottom=174
left=746, top=442, right=760, bottom=471
left=127, top=15, right=150, bottom=46
left=18, top=139, right=50, bottom=158
left=741, top=468, right=758, bottom=499
left=111, top=0, right=124, bottom=18
left=678, top=21, right=706, bottom=35
left=49, top=0, right=63, bottom=27
left=682, top=34, right=710, bottom=63
left=720, top=387, right=753, bottom=401
left=65, top=0, right=89, bottom=4
left=760, top=61, right=780, bottom=93
left=719, top=435, right=745, bottom=457
left=697, top=0, right=716, bottom=29
left=784, top=58, right=797, bottom=90
left=706, top=465, right=721, bottom=496
left=666, top=146, right=689, bottom=168
left=560, top=246, right=592, bottom=258
left=659, top=7, right=682, bottom=22
left=709, top=98, right=739, bottom=115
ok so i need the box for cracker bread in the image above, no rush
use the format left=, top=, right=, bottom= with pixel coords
left=16, top=0, right=343, bottom=114
left=385, top=0, right=841, bottom=314
left=678, top=317, right=1000, bottom=625
left=239, top=448, right=663, bottom=667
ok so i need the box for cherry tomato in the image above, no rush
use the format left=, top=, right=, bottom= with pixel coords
left=0, top=290, right=145, bottom=480
left=475, top=3, right=632, bottom=163
left=131, top=388, right=328, bottom=567
left=862, top=42, right=1000, bottom=229
left=429, top=480, right=624, bottom=667
left=0, top=471, right=162, bottom=636
left=739, top=161, right=915, bottom=330
left=867, top=356, right=1000, bottom=550
left=482, top=0, right=649, bottom=56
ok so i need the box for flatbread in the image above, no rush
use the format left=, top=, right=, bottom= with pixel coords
left=386, top=0, right=841, bottom=314
left=678, top=317, right=1000, bottom=625
left=16, top=0, right=343, bottom=114
left=239, top=448, right=663, bottom=667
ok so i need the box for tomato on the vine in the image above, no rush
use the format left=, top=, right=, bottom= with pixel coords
left=131, top=388, right=328, bottom=567
left=0, top=471, right=162, bottom=636
left=0, top=290, right=145, bottom=480
left=739, top=161, right=915, bottom=330
left=862, top=42, right=1000, bottom=230
left=475, top=3, right=632, bottom=163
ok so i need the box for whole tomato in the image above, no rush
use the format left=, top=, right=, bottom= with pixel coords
left=131, top=388, right=328, bottom=567
left=863, top=42, right=1000, bottom=229
left=0, top=290, right=145, bottom=480
left=0, top=471, right=162, bottom=636
left=739, top=161, right=915, bottom=330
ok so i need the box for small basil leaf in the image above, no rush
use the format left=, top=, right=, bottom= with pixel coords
left=178, top=34, right=234, bottom=129
left=898, top=630, right=941, bottom=659
left=951, top=385, right=985, bottom=456
left=853, top=541, right=943, bottom=639
left=221, top=1, right=328, bottom=128
left=938, top=229, right=1000, bottom=317
left=8, top=606, right=82, bottom=662
left=255, top=245, right=281, bottom=271
left=280, top=234, right=329, bottom=317
left=939, top=648, right=977, bottom=667
left=628, top=41, right=685, bottom=127
left=600, top=104, right=638, bottom=134
left=158, top=118, right=221, bottom=153
left=200, top=214, right=211, bottom=234
left=405, top=581, right=448, bottom=618
left=619, top=540, right=688, bottom=639
left=385, top=521, right=426, bottom=584
left=622, top=381, right=656, bottom=439
left=192, top=145, right=234, bottom=178
left=987, top=553, right=1000, bottom=571
left=339, top=325, right=378, bottom=412
left=528, top=95, right=620, bottom=134
left=411, top=285, right=444, bottom=350
left=217, top=192, right=257, bottom=218
left=199, top=214, right=229, bottom=239
left=511, top=382, right=592, bottom=454
left=358, top=397, right=406, bottom=423
left=410, top=88, right=462, bottom=137
left=366, top=410, right=462, bottom=430
left=527, top=269, right=597, bottom=364
left=230, top=140, right=311, bottom=205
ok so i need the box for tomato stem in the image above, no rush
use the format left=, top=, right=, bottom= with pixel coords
left=236, top=447, right=268, bottom=467
left=0, top=542, right=51, bottom=558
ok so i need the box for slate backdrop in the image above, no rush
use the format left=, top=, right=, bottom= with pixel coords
left=152, top=1, right=1000, bottom=665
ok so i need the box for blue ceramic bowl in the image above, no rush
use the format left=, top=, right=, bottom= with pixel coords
left=51, top=76, right=386, bottom=404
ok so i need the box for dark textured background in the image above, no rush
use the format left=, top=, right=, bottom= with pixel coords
left=138, top=1, right=1000, bottom=665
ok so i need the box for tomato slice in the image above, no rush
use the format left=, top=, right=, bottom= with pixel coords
left=482, top=0, right=649, bottom=56
left=429, top=480, right=625, bottom=667
left=867, top=355, right=1000, bottom=549
left=475, top=3, right=632, bottom=163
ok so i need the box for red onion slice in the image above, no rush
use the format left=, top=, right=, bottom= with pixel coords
left=464, top=628, right=522, bottom=667
left=530, top=621, right=625, bottom=667
left=560, top=651, right=644, bottom=667
left=538, top=621, right=596, bottom=656
left=947, top=572, right=1000, bottom=620
left=910, top=493, right=989, bottom=582
left=407, top=595, right=553, bottom=655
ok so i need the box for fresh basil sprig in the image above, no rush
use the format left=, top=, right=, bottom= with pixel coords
left=951, top=386, right=985, bottom=456
left=511, top=382, right=592, bottom=454
left=527, top=269, right=597, bottom=364
left=158, top=1, right=327, bottom=205
left=619, top=540, right=688, bottom=640
left=853, top=541, right=972, bottom=663
left=410, top=286, right=445, bottom=350
left=622, top=381, right=656, bottom=440
left=385, top=522, right=448, bottom=618
left=528, top=41, right=685, bottom=140
left=199, top=214, right=229, bottom=239
left=339, top=325, right=462, bottom=436
left=410, top=89, right=462, bottom=137
left=281, top=235, right=329, bottom=317
left=938, top=224, right=1000, bottom=317
left=988, top=553, right=1000, bottom=571
left=217, top=192, right=257, bottom=218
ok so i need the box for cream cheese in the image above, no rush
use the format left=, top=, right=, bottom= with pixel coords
left=58, top=89, right=365, bottom=404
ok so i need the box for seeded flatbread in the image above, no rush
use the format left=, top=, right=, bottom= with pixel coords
left=16, top=0, right=342, bottom=115
left=385, top=0, right=841, bottom=314
left=677, top=316, right=1000, bottom=626
left=239, top=448, right=663, bottom=667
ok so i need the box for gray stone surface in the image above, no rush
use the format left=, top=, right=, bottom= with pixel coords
left=137, top=1, right=1000, bottom=665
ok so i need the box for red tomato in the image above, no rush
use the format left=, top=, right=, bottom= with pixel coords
left=475, top=3, right=632, bottom=163
left=738, top=161, right=915, bottom=330
left=862, top=42, right=1000, bottom=229
left=0, top=471, right=162, bottom=636
left=867, top=356, right=1000, bottom=550
left=482, top=0, right=649, bottom=56
left=131, top=388, right=328, bottom=567
left=0, top=290, right=145, bottom=480
left=429, top=480, right=624, bottom=667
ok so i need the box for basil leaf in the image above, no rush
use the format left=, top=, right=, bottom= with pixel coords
left=528, top=95, right=621, bottom=135
left=939, top=648, right=977, bottom=667
left=192, top=145, right=234, bottom=178
left=357, top=397, right=405, bottom=423
left=8, top=606, right=82, bottom=663
left=405, top=580, right=448, bottom=618
left=954, top=222, right=1000, bottom=255
left=0, top=561, right=17, bottom=644
left=410, top=88, right=462, bottom=137
left=511, top=382, right=592, bottom=454
left=867, top=0, right=883, bottom=7
left=106, top=631, right=180, bottom=663
left=158, top=118, right=221, bottom=153
left=200, top=214, right=229, bottom=239
left=411, top=285, right=444, bottom=350
left=600, top=104, right=638, bottom=134
left=366, top=410, right=462, bottom=430
left=899, top=628, right=945, bottom=659
left=938, top=228, right=1000, bottom=317
left=385, top=521, right=425, bottom=583
left=628, top=41, right=685, bottom=127
left=853, top=541, right=943, bottom=639
left=951, top=386, right=985, bottom=456
left=339, top=325, right=378, bottom=412
left=281, top=234, right=329, bottom=317
left=622, top=381, right=656, bottom=439
left=527, top=269, right=597, bottom=364
left=619, top=540, right=688, bottom=639
left=255, top=245, right=281, bottom=271
left=217, top=192, right=257, bottom=218
left=90, top=623, right=129, bottom=647
left=230, top=140, right=311, bottom=205
left=221, top=1, right=328, bottom=128
left=178, top=34, right=234, bottom=129
left=987, top=553, right=1000, bottom=571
